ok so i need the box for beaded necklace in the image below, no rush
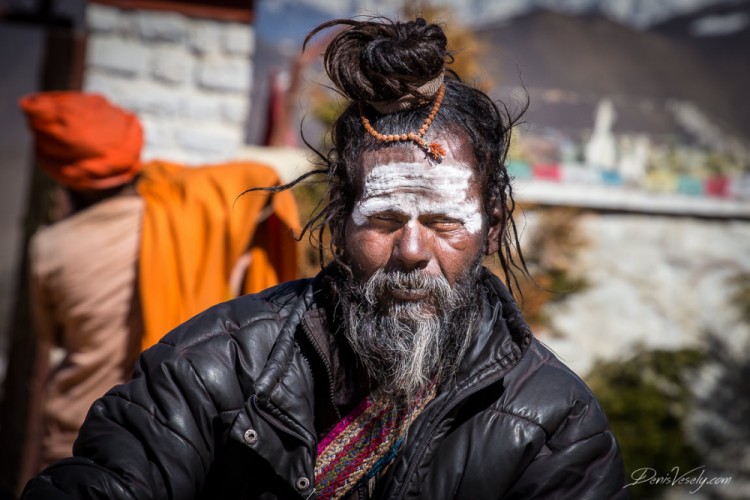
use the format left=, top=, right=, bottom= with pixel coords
left=360, top=83, right=447, bottom=160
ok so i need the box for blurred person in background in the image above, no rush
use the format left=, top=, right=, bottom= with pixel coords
left=21, top=17, right=625, bottom=500
left=17, top=92, right=299, bottom=482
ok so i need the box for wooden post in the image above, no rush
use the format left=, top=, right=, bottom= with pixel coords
left=0, top=4, right=82, bottom=495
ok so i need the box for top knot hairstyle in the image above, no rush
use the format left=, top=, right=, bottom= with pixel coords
left=312, top=17, right=450, bottom=110
left=249, top=17, right=528, bottom=293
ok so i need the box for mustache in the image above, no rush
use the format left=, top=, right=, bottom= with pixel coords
left=363, top=269, right=453, bottom=302
left=377, top=270, right=446, bottom=289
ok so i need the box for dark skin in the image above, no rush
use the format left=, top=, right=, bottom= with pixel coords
left=335, top=131, right=503, bottom=403
left=344, top=131, right=502, bottom=291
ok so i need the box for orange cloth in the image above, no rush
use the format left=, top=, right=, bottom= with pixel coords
left=137, top=160, right=301, bottom=350
left=19, top=92, right=143, bottom=191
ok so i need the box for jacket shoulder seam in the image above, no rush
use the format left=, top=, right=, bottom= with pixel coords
left=486, top=408, right=544, bottom=431
left=153, top=340, right=250, bottom=415
left=159, top=314, right=284, bottom=353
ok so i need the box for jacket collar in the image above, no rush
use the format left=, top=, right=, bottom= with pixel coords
left=453, top=269, right=533, bottom=390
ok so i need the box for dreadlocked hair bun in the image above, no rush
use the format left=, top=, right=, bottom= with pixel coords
left=305, top=17, right=451, bottom=108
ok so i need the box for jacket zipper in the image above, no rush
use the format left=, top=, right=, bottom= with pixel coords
left=301, top=319, right=341, bottom=421
left=392, top=345, right=531, bottom=499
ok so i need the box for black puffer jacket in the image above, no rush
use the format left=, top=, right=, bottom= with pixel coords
left=23, top=270, right=627, bottom=499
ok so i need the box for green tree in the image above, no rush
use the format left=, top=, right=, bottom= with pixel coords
left=586, top=347, right=705, bottom=499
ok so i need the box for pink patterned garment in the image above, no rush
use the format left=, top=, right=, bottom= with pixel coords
left=313, top=388, right=436, bottom=500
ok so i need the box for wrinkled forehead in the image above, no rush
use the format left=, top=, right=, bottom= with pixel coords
left=354, top=134, right=479, bottom=198
left=359, top=161, right=475, bottom=200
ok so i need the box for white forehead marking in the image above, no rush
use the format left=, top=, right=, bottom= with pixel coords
left=352, top=161, right=483, bottom=234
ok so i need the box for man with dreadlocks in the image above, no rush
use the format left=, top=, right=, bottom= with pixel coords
left=22, top=17, right=626, bottom=500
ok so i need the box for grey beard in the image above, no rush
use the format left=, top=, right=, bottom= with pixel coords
left=339, top=267, right=483, bottom=405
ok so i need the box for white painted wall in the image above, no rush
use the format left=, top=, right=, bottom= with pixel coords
left=83, top=4, right=255, bottom=164
left=537, top=212, right=750, bottom=375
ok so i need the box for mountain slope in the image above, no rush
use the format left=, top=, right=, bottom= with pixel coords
left=475, top=8, right=748, bottom=140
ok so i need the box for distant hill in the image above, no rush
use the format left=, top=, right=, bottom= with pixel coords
left=254, top=0, right=338, bottom=43
left=475, top=6, right=749, bottom=143
left=246, top=2, right=749, bottom=150
left=650, top=1, right=750, bottom=138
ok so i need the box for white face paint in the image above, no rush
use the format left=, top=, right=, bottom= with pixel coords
left=352, top=162, right=483, bottom=234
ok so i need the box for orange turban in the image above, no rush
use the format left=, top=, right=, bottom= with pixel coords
left=19, top=92, right=144, bottom=191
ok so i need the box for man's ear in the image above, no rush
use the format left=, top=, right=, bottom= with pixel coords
left=484, top=206, right=503, bottom=255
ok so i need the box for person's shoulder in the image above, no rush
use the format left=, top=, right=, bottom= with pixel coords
left=155, top=277, right=315, bottom=353
left=29, top=222, right=65, bottom=273
left=29, top=224, right=52, bottom=261
left=499, top=338, right=610, bottom=436
left=128, top=278, right=315, bottom=410
left=30, top=217, right=71, bottom=255
left=30, top=197, right=144, bottom=263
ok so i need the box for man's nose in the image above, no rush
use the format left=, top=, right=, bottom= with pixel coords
left=392, top=221, right=431, bottom=271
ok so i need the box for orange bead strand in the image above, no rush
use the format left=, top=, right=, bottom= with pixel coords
left=360, top=83, right=446, bottom=159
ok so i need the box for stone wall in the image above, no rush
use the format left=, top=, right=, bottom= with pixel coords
left=84, top=3, right=254, bottom=164
left=537, top=212, right=750, bottom=375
